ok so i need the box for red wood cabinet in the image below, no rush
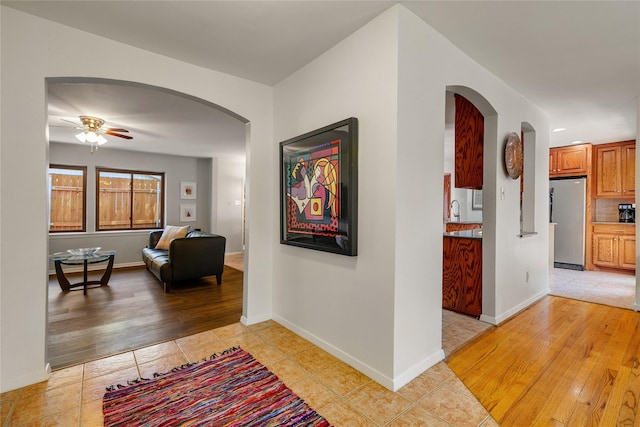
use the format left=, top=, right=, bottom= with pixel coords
left=443, top=236, right=482, bottom=317
left=454, top=94, right=483, bottom=189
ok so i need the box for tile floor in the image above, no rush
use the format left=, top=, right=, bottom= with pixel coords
left=442, top=310, right=494, bottom=357
left=549, top=267, right=636, bottom=310
left=1, top=320, right=498, bottom=427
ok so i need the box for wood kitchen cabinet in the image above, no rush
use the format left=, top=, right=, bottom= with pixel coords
left=594, top=140, right=635, bottom=198
left=443, top=236, right=482, bottom=317
left=549, top=144, right=591, bottom=177
left=454, top=94, right=483, bottom=189
left=591, top=224, right=635, bottom=271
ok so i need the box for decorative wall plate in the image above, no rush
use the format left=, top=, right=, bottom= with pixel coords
left=504, top=132, right=523, bottom=179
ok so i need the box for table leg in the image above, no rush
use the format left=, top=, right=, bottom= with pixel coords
left=54, top=260, right=71, bottom=291
left=83, top=259, right=88, bottom=295
left=100, top=254, right=115, bottom=286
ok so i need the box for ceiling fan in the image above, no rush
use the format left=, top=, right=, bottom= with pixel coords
left=61, top=115, right=133, bottom=153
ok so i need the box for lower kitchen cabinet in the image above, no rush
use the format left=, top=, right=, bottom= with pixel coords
left=443, top=236, right=482, bottom=317
left=591, top=224, right=635, bottom=271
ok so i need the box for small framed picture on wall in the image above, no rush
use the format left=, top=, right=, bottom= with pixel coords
left=180, top=182, right=197, bottom=199
left=180, top=204, right=196, bottom=222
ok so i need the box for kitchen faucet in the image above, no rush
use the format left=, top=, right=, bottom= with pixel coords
left=450, top=199, right=460, bottom=222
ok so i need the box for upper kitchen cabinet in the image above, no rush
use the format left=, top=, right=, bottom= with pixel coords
left=594, top=140, right=636, bottom=198
left=454, top=94, right=483, bottom=189
left=549, top=143, right=591, bottom=178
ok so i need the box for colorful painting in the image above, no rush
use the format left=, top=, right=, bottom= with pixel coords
left=280, top=118, right=358, bottom=256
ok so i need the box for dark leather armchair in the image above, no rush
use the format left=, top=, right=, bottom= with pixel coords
left=142, top=230, right=226, bottom=293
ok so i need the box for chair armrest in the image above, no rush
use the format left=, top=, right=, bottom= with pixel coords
left=169, top=236, right=226, bottom=280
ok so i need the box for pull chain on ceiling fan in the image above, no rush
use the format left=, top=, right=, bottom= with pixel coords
left=73, top=115, right=133, bottom=153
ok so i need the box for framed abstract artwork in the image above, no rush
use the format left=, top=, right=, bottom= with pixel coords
left=280, top=117, right=358, bottom=256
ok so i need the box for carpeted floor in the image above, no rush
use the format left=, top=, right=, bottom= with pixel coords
left=549, top=267, right=636, bottom=310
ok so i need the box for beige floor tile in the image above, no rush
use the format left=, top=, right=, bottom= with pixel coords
left=11, top=406, right=80, bottom=427
left=133, top=341, right=183, bottom=365
left=287, top=377, right=339, bottom=410
left=315, top=361, right=371, bottom=397
left=292, top=347, right=340, bottom=373
left=175, top=332, right=226, bottom=363
left=137, top=353, right=190, bottom=379
left=425, top=361, right=456, bottom=383
left=264, top=358, right=310, bottom=385
left=220, top=330, right=265, bottom=350
left=318, top=401, right=377, bottom=427
left=47, top=364, right=84, bottom=389
left=10, top=382, right=82, bottom=425
left=481, top=416, right=500, bottom=426
left=272, top=334, right=315, bottom=356
left=82, top=366, right=140, bottom=403
left=83, top=352, right=136, bottom=380
left=246, top=319, right=279, bottom=332
left=80, top=399, right=104, bottom=427
left=211, top=322, right=250, bottom=341
left=398, top=369, right=447, bottom=402
left=1, top=389, right=20, bottom=425
left=346, top=382, right=412, bottom=425
left=387, top=405, right=453, bottom=426
left=418, top=377, right=490, bottom=427
left=244, top=342, right=289, bottom=366
left=254, top=323, right=297, bottom=342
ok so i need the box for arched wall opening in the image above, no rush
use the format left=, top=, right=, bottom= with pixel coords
left=445, top=85, right=499, bottom=322
left=45, top=76, right=250, bottom=366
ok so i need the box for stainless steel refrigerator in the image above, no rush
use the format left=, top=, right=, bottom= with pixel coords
left=549, top=177, right=586, bottom=270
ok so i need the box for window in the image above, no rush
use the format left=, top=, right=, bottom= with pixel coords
left=48, top=165, right=87, bottom=232
left=96, top=168, right=164, bottom=231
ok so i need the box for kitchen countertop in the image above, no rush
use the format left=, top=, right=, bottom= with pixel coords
left=591, top=222, right=635, bottom=225
left=443, top=229, right=483, bottom=239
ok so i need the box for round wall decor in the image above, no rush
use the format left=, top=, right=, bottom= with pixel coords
left=504, top=132, right=523, bottom=179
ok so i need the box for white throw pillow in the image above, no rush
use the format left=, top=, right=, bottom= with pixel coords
left=155, top=225, right=189, bottom=250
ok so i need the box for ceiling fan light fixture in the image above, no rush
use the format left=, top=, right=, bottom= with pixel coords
left=97, top=135, right=108, bottom=145
left=75, top=131, right=87, bottom=143
left=85, top=131, right=99, bottom=143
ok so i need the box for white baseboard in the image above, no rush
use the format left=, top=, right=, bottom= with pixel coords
left=272, top=315, right=443, bottom=391
left=485, top=287, right=550, bottom=325
left=240, top=313, right=272, bottom=326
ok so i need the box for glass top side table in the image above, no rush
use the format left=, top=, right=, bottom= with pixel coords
left=50, top=250, right=117, bottom=295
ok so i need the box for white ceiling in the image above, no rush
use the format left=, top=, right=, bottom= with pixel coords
left=4, top=0, right=639, bottom=155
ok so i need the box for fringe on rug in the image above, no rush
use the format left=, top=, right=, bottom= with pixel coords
left=105, top=346, right=242, bottom=392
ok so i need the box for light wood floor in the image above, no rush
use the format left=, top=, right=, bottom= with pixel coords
left=447, top=295, right=640, bottom=426
left=48, top=265, right=243, bottom=369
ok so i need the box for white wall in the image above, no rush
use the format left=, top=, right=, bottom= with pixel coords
left=273, top=7, right=401, bottom=388
left=272, top=5, right=551, bottom=391
left=0, top=6, right=273, bottom=392
left=215, top=158, right=246, bottom=253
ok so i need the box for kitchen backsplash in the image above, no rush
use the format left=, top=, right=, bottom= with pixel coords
left=594, top=198, right=634, bottom=222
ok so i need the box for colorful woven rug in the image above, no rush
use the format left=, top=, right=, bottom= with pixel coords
left=103, top=347, right=331, bottom=426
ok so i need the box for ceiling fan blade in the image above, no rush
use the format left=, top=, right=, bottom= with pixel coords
left=104, top=130, right=133, bottom=140
left=104, top=127, right=129, bottom=133
left=61, top=118, right=81, bottom=126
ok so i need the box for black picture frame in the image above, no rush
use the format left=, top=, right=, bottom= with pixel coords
left=280, top=117, right=358, bottom=256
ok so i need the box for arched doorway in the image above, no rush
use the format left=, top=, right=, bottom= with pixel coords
left=442, top=85, right=498, bottom=355
left=46, top=77, right=249, bottom=367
